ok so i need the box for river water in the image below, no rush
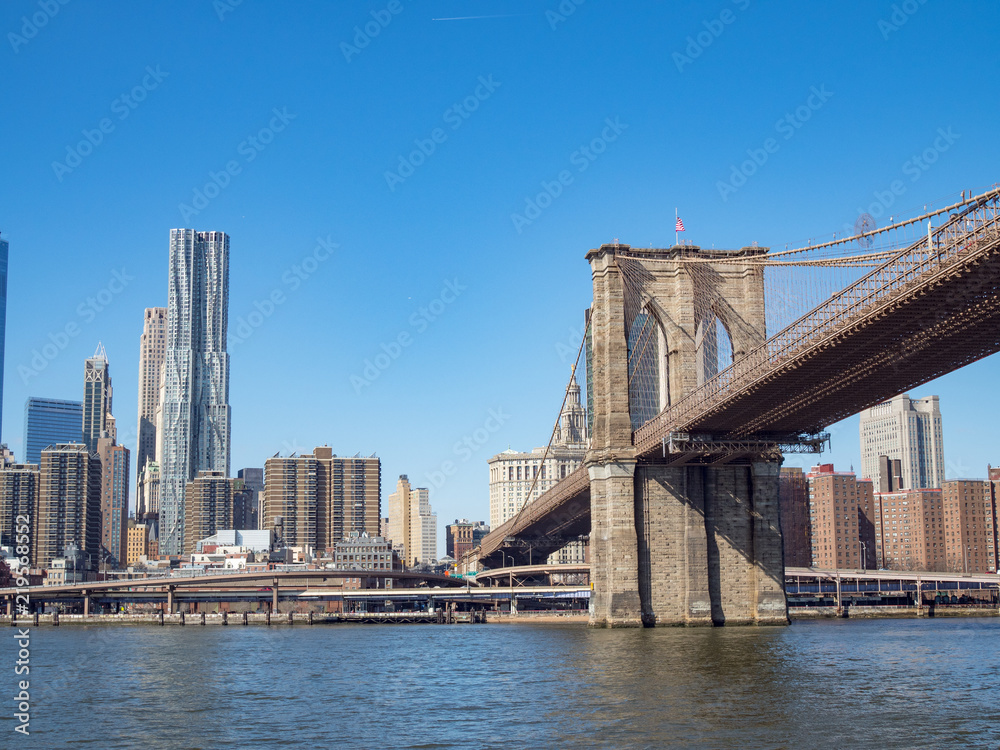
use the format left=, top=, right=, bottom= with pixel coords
left=3, top=617, right=999, bottom=749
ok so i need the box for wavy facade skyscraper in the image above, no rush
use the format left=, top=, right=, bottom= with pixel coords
left=159, top=229, right=231, bottom=555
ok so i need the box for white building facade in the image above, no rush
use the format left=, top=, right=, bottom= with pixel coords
left=136, top=307, right=167, bottom=516
left=488, top=370, right=588, bottom=563
left=859, top=393, right=945, bottom=491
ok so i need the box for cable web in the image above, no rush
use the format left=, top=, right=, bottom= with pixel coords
left=619, top=257, right=662, bottom=431
left=618, top=186, right=1000, bottom=433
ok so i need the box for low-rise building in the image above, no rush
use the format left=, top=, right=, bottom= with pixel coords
left=126, top=521, right=150, bottom=567
left=445, top=519, right=490, bottom=560
left=196, top=529, right=272, bottom=554
left=333, top=531, right=401, bottom=571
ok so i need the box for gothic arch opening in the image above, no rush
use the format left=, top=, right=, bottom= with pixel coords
left=627, top=307, right=669, bottom=431
left=696, top=312, right=734, bottom=386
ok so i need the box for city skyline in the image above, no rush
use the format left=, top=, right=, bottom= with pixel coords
left=3, top=2, right=1000, bottom=556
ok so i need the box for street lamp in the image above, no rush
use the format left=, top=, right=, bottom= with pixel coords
left=502, top=553, right=514, bottom=613
left=860, top=541, right=867, bottom=572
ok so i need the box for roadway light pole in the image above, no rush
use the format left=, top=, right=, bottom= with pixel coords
left=860, top=541, right=867, bottom=572
left=502, top=553, right=514, bottom=615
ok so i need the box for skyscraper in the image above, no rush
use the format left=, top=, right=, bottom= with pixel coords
left=0, top=234, right=8, bottom=445
left=97, top=436, right=130, bottom=567
left=806, top=463, right=875, bottom=570
left=82, top=343, right=114, bottom=454
left=160, top=229, right=231, bottom=555
left=23, top=398, right=83, bottom=465
left=0, top=454, right=38, bottom=549
left=859, top=393, right=945, bottom=491
left=385, top=475, right=437, bottom=567
left=262, top=448, right=381, bottom=552
left=136, top=307, right=167, bottom=515
left=34, top=443, right=102, bottom=569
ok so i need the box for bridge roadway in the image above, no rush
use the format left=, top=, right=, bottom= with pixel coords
left=475, top=192, right=1000, bottom=568
left=0, top=568, right=594, bottom=613
left=0, top=569, right=468, bottom=613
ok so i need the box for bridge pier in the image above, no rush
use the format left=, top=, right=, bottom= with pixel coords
left=632, top=461, right=787, bottom=625
left=589, top=460, right=644, bottom=627
left=586, top=242, right=786, bottom=627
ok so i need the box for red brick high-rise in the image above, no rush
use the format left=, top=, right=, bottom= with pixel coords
left=806, top=464, right=875, bottom=570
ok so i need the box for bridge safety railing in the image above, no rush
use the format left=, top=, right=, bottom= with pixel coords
left=634, top=190, right=1000, bottom=451
left=476, top=466, right=590, bottom=558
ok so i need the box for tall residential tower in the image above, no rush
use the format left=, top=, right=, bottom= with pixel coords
left=159, top=229, right=231, bottom=554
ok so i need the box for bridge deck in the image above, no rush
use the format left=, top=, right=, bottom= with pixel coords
left=635, top=199, right=1000, bottom=454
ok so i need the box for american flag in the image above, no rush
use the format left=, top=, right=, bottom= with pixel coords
left=675, top=216, right=685, bottom=232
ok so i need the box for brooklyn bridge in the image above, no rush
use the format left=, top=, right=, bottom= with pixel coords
left=466, top=186, right=1000, bottom=627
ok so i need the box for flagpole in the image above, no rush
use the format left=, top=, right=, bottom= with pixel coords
left=675, top=207, right=678, bottom=246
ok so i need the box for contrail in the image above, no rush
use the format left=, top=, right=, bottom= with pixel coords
left=431, top=13, right=534, bottom=21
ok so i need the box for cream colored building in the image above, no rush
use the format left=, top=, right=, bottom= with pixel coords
left=488, top=370, right=589, bottom=563
left=136, top=307, right=167, bottom=516
left=126, top=521, right=150, bottom=566
left=139, top=459, right=161, bottom=519
left=386, top=475, right=437, bottom=567
left=860, top=393, right=945, bottom=490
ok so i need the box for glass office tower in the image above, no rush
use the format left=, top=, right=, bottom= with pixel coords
left=23, top=397, right=83, bottom=465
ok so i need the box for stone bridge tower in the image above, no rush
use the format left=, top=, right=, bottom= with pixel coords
left=585, top=243, right=787, bottom=627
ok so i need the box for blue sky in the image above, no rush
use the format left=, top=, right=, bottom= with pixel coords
left=2, top=0, right=999, bottom=551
